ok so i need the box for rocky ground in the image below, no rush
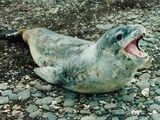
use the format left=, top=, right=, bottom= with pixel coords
left=0, top=0, right=160, bottom=120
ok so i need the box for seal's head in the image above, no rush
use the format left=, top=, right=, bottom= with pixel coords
left=97, top=25, right=149, bottom=67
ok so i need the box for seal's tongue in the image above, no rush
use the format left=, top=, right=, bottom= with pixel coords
left=125, top=34, right=147, bottom=57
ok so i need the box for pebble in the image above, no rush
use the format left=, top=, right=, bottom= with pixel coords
left=26, top=104, right=38, bottom=113
left=113, top=109, right=125, bottom=115
left=48, top=113, right=58, bottom=120
left=0, top=97, right=9, bottom=104
left=148, top=104, right=160, bottom=112
left=35, top=97, right=53, bottom=105
left=42, top=104, right=50, bottom=111
left=63, top=98, right=75, bottom=107
left=141, top=88, right=150, bottom=97
left=81, top=115, right=97, bottom=120
left=155, top=88, right=160, bottom=95
left=125, top=116, right=138, bottom=120
left=36, top=84, right=52, bottom=91
left=64, top=107, right=74, bottom=113
left=139, top=117, right=149, bottom=120
left=9, top=93, right=18, bottom=101
left=89, top=101, right=99, bottom=109
left=104, top=103, right=117, bottom=110
left=122, top=94, right=134, bottom=102
left=151, top=113, right=160, bottom=120
left=139, top=73, right=151, bottom=80
left=155, top=71, right=160, bottom=77
left=29, top=110, right=42, bottom=118
left=18, top=90, right=31, bottom=100
left=1, top=90, right=12, bottom=96
left=0, top=83, right=8, bottom=90
left=136, top=79, right=150, bottom=89
left=112, top=117, right=119, bottom=120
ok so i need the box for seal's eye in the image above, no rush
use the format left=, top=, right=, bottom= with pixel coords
left=116, top=33, right=123, bottom=41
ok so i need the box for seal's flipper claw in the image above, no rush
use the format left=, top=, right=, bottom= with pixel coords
left=34, top=66, right=59, bottom=84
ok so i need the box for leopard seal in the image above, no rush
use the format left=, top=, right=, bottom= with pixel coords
left=1, top=25, right=149, bottom=93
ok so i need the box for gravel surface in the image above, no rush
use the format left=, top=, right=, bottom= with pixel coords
left=0, top=0, right=160, bottom=120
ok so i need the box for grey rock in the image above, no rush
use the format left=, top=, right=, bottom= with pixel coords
left=18, top=90, right=30, bottom=100
left=36, top=84, right=52, bottom=91
left=81, top=115, right=97, bottom=120
left=151, top=113, right=160, bottom=120
left=104, top=103, right=117, bottom=110
left=139, top=73, right=151, bottom=80
left=89, top=101, right=99, bottom=109
left=48, top=113, right=58, bottom=120
left=125, top=116, right=138, bottom=120
left=29, top=110, right=42, bottom=118
left=148, top=104, right=160, bottom=112
left=155, top=88, right=160, bottom=95
left=26, top=104, right=38, bottom=113
left=155, top=71, right=160, bottom=77
left=9, top=93, right=18, bottom=101
left=64, top=107, right=74, bottom=113
left=0, top=97, right=9, bottom=104
left=80, top=110, right=91, bottom=114
left=55, top=96, right=62, bottom=103
left=63, top=98, right=75, bottom=107
left=0, top=83, right=8, bottom=90
left=113, top=109, right=125, bottom=115
left=136, top=79, right=150, bottom=89
left=1, top=90, right=12, bottom=96
left=58, top=118, right=67, bottom=120
left=35, top=97, right=53, bottom=105
left=42, top=104, right=50, bottom=111
left=139, top=117, right=149, bottom=120
left=31, top=92, right=42, bottom=97
left=97, top=116, right=108, bottom=120
left=112, top=117, right=119, bottom=120
left=122, top=94, right=134, bottom=102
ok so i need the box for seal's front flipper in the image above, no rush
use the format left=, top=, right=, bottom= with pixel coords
left=34, top=66, right=60, bottom=84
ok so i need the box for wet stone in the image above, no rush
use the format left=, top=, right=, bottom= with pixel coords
left=42, top=104, right=50, bottom=111
left=136, top=79, right=150, bottom=89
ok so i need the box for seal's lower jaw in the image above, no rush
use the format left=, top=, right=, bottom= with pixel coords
left=124, top=33, right=148, bottom=59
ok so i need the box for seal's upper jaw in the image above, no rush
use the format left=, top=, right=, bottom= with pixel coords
left=124, top=32, right=147, bottom=58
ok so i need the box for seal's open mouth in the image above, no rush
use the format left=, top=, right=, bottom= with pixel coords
left=124, top=33, right=147, bottom=58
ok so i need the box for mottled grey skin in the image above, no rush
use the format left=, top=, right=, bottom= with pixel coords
left=21, top=25, right=149, bottom=93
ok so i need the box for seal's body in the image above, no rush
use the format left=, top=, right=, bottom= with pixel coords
left=1, top=25, right=149, bottom=93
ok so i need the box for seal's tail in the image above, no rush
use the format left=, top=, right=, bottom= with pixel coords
left=0, top=29, right=27, bottom=42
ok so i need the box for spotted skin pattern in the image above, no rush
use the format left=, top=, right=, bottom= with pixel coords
left=21, top=25, right=149, bottom=93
